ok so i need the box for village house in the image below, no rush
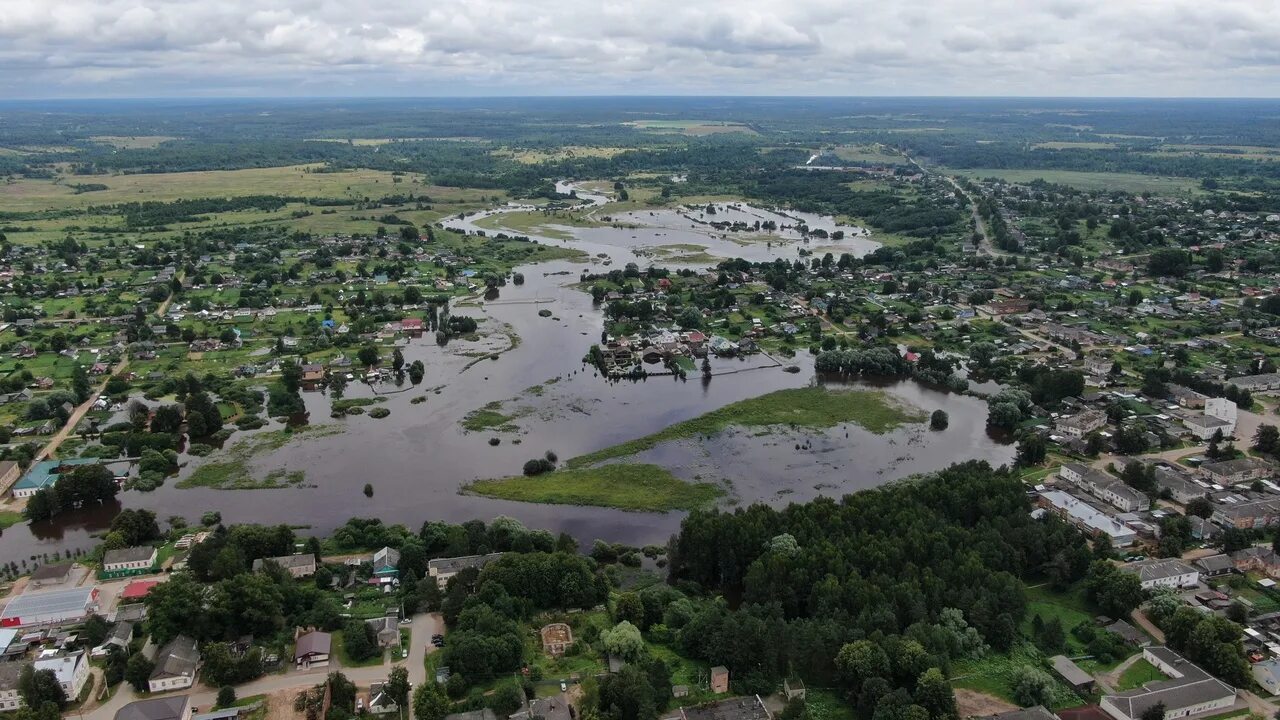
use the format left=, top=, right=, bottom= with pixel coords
left=115, top=696, right=191, bottom=720
left=252, top=554, right=317, bottom=578
left=372, top=547, right=401, bottom=578
left=35, top=650, right=90, bottom=700
left=1231, top=546, right=1280, bottom=577
left=428, top=553, right=504, bottom=589
left=149, top=635, right=200, bottom=692
left=1194, top=554, right=1235, bottom=578
left=294, top=630, right=331, bottom=668
left=101, top=547, right=158, bottom=579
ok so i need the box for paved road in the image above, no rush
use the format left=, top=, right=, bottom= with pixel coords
left=84, top=612, right=443, bottom=719
left=33, top=357, right=129, bottom=465
left=898, top=150, right=1007, bottom=258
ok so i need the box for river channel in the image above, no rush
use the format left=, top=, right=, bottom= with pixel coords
left=0, top=185, right=1012, bottom=559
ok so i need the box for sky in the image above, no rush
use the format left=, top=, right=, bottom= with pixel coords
left=2, top=0, right=1279, bottom=98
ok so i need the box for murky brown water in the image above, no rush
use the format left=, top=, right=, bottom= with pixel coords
left=0, top=192, right=1011, bottom=559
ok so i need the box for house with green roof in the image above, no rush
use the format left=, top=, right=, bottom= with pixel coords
left=11, top=459, right=99, bottom=499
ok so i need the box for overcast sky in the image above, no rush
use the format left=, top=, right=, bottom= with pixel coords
left=2, top=0, right=1279, bottom=98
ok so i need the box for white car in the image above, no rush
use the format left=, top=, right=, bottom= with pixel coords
left=560, top=682, right=568, bottom=692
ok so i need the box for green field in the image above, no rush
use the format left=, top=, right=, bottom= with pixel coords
left=951, top=168, right=1200, bottom=194
left=0, top=164, right=493, bottom=212
left=0, top=510, right=23, bottom=530
left=566, top=386, right=925, bottom=468
left=465, top=462, right=724, bottom=511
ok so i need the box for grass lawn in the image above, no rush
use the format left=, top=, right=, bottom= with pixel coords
left=0, top=510, right=24, bottom=530
left=565, top=386, right=924, bottom=468
left=465, top=463, right=723, bottom=512
left=1115, top=658, right=1167, bottom=691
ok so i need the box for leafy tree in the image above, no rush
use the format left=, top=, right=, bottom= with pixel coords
left=217, top=686, right=237, bottom=708
left=615, top=592, right=645, bottom=627
left=342, top=618, right=378, bottom=662
left=358, top=345, right=380, bottom=367
left=17, top=667, right=66, bottom=710
left=110, top=508, right=161, bottom=546
left=386, top=666, right=411, bottom=711
left=413, top=680, right=451, bottom=720
left=598, top=665, right=659, bottom=720
left=1085, top=561, right=1145, bottom=619
left=930, top=410, right=948, bottom=430
left=125, top=653, right=155, bottom=692
left=914, top=668, right=957, bottom=720
left=602, top=621, right=646, bottom=661
left=1255, top=425, right=1280, bottom=457
left=1011, top=666, right=1054, bottom=707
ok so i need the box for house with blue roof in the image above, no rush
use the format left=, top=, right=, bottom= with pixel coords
left=12, top=459, right=100, bottom=499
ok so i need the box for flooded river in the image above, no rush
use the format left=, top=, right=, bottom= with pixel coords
left=0, top=186, right=1011, bottom=559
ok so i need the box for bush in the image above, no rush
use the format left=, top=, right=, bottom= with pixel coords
left=217, top=686, right=236, bottom=708
left=187, top=444, right=215, bottom=457
left=1011, top=666, right=1054, bottom=707
left=369, top=407, right=390, bottom=419
left=522, top=458, right=555, bottom=476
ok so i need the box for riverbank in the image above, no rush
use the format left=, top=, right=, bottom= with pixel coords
left=565, top=386, right=925, bottom=469
left=464, top=462, right=723, bottom=512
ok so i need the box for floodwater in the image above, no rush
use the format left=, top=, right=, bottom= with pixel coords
left=0, top=186, right=1011, bottom=559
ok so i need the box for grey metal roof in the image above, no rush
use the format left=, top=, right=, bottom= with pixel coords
left=103, top=546, right=157, bottom=566
left=1102, top=647, right=1235, bottom=720
left=0, top=586, right=95, bottom=624
left=115, top=696, right=191, bottom=720
left=1051, top=655, right=1094, bottom=686
left=150, top=634, right=199, bottom=680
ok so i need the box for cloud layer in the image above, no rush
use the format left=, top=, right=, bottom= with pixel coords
left=2, top=0, right=1279, bottom=97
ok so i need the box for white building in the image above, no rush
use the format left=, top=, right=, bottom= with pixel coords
left=1205, top=397, right=1238, bottom=432
left=34, top=651, right=90, bottom=701
left=1120, top=558, right=1200, bottom=590
left=1100, top=646, right=1235, bottom=720
left=0, top=664, right=22, bottom=712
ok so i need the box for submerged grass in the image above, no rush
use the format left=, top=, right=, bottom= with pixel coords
left=566, top=386, right=924, bottom=469
left=178, top=424, right=343, bottom=489
left=464, top=463, right=723, bottom=512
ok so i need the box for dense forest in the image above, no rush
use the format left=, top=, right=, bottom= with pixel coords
left=665, top=462, right=1089, bottom=701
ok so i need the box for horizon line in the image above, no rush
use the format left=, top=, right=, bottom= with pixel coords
left=3, top=94, right=1280, bottom=103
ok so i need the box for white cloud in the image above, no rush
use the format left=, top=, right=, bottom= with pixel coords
left=0, top=0, right=1277, bottom=97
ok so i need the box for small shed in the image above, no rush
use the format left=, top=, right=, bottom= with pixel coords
left=1050, top=655, right=1095, bottom=693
